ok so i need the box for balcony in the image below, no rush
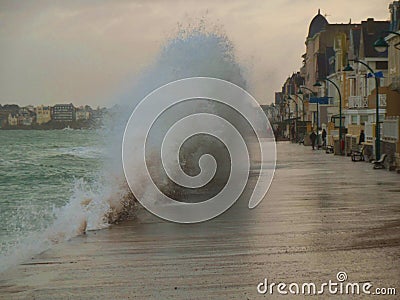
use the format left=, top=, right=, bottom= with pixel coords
left=348, top=96, right=368, bottom=109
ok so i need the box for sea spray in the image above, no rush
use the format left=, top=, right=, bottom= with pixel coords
left=0, top=21, right=248, bottom=272
left=104, top=22, right=248, bottom=203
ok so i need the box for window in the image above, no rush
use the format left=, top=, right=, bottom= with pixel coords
left=360, top=115, right=368, bottom=125
left=375, top=61, right=388, bottom=70
left=351, top=115, right=358, bottom=125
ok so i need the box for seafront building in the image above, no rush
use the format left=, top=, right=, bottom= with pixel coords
left=75, top=106, right=92, bottom=121
left=344, top=18, right=389, bottom=128
left=51, top=104, right=76, bottom=122
left=17, top=108, right=35, bottom=126
left=387, top=2, right=400, bottom=92
left=0, top=103, right=104, bottom=128
left=7, top=113, right=18, bottom=126
left=35, top=105, right=51, bottom=125
left=274, top=1, right=400, bottom=170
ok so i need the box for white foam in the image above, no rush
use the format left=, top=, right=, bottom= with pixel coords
left=0, top=20, right=246, bottom=273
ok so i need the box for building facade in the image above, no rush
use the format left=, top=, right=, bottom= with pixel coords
left=52, top=104, right=75, bottom=122
left=387, top=1, right=400, bottom=92
left=7, top=113, right=18, bottom=126
left=344, top=18, right=390, bottom=129
left=275, top=2, right=400, bottom=165
left=75, top=106, right=91, bottom=121
left=35, top=105, right=51, bottom=124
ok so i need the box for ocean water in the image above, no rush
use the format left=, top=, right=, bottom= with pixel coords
left=0, top=22, right=249, bottom=272
left=0, top=130, right=109, bottom=269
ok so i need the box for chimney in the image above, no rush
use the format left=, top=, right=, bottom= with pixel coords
left=366, top=18, right=374, bottom=34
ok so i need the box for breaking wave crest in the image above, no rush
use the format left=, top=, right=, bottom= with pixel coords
left=0, top=20, right=247, bottom=272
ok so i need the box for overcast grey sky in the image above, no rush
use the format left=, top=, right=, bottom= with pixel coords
left=0, top=0, right=393, bottom=106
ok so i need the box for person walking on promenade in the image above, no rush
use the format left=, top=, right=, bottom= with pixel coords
left=291, top=125, right=296, bottom=142
left=310, top=130, right=317, bottom=150
left=359, top=130, right=365, bottom=145
left=322, top=129, right=327, bottom=148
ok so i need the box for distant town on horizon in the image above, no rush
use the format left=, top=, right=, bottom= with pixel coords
left=0, top=103, right=111, bottom=130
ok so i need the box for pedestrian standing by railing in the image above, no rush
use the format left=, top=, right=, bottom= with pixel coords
left=310, top=131, right=317, bottom=150
left=322, top=129, right=327, bottom=148
left=291, top=124, right=296, bottom=142
left=359, top=130, right=365, bottom=145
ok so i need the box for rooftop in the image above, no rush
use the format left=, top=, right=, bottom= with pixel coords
left=308, top=9, right=329, bottom=39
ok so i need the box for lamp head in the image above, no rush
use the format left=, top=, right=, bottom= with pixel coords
left=373, top=37, right=389, bottom=53
left=343, top=63, right=354, bottom=72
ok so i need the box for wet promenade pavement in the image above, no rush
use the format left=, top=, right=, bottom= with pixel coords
left=1, top=142, right=400, bottom=299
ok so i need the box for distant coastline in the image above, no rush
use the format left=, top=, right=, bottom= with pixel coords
left=0, top=103, right=108, bottom=130
left=0, top=120, right=100, bottom=130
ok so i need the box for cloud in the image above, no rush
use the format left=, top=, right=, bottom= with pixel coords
left=0, top=0, right=393, bottom=106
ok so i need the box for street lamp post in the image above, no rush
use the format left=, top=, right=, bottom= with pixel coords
left=294, top=97, right=299, bottom=143
left=346, top=59, right=381, bottom=161
left=281, top=96, right=289, bottom=139
left=315, top=78, right=343, bottom=155
left=295, top=91, right=306, bottom=143
left=286, top=96, right=291, bottom=120
left=299, top=86, right=317, bottom=122
left=297, top=90, right=305, bottom=121
left=285, top=95, right=294, bottom=140
left=288, top=95, right=302, bottom=142
left=312, top=82, right=323, bottom=148
left=289, top=96, right=299, bottom=142
left=299, top=85, right=318, bottom=147
left=299, top=85, right=317, bottom=120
